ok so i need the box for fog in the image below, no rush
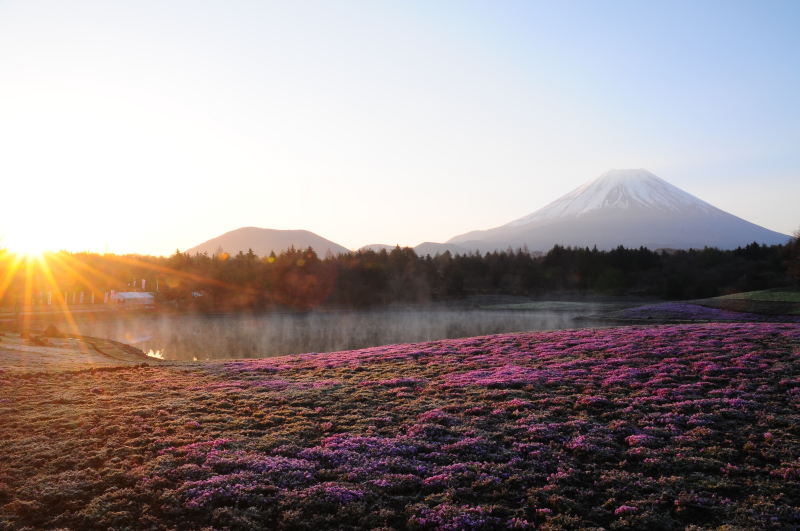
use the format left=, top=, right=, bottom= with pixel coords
left=68, top=309, right=599, bottom=361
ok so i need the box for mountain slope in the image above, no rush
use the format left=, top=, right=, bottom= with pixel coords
left=448, top=169, right=790, bottom=251
left=185, top=227, right=350, bottom=257
left=358, top=244, right=398, bottom=253
left=413, top=242, right=470, bottom=256
left=359, top=243, right=471, bottom=256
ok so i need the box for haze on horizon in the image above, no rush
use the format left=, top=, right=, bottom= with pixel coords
left=1, top=1, right=798, bottom=257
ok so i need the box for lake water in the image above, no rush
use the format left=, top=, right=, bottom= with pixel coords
left=62, top=307, right=604, bottom=361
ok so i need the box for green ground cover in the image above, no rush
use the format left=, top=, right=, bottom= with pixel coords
left=482, top=301, right=632, bottom=311
left=688, top=290, right=800, bottom=317
left=717, top=290, right=800, bottom=303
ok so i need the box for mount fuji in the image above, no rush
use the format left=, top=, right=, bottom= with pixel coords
left=447, top=169, right=790, bottom=251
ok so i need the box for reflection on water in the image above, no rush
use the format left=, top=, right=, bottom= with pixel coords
left=63, top=309, right=597, bottom=361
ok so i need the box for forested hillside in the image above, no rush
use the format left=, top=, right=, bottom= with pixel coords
left=1, top=240, right=797, bottom=311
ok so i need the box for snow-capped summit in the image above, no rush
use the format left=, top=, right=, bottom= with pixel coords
left=508, top=169, right=719, bottom=227
left=447, top=169, right=789, bottom=251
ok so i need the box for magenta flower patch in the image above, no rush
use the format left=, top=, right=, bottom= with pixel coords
left=1, top=323, right=799, bottom=530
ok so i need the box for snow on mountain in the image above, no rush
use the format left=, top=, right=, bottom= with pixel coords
left=447, top=169, right=790, bottom=251
left=507, top=168, right=719, bottom=227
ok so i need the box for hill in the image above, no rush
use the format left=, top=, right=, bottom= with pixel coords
left=447, top=168, right=790, bottom=251
left=184, top=227, right=350, bottom=257
left=3, top=323, right=799, bottom=530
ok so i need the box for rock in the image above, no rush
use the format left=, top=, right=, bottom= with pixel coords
left=43, top=324, right=63, bottom=338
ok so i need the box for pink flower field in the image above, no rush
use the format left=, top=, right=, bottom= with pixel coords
left=1, top=323, right=800, bottom=530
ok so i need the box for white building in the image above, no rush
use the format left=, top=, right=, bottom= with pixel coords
left=111, top=292, right=155, bottom=309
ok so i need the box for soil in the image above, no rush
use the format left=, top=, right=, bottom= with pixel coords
left=0, top=330, right=156, bottom=373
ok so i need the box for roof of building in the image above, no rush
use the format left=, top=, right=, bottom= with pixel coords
left=112, top=292, right=155, bottom=300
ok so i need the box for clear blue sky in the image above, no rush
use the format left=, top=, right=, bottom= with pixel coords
left=1, top=0, right=798, bottom=255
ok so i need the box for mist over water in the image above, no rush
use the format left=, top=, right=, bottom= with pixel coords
left=71, top=309, right=597, bottom=361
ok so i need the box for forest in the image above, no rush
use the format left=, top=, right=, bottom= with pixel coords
left=1, top=238, right=798, bottom=311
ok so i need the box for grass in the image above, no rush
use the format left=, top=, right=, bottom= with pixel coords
left=481, top=301, right=631, bottom=311
left=1, top=323, right=799, bottom=530
left=594, top=302, right=800, bottom=323
left=686, top=289, right=800, bottom=318
left=716, top=289, right=800, bottom=303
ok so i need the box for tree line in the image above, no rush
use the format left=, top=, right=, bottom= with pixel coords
left=1, top=236, right=798, bottom=311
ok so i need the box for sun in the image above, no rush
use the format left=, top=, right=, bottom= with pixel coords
left=2, top=231, right=54, bottom=257
left=11, top=245, right=46, bottom=258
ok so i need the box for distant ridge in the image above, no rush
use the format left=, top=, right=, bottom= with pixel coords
left=358, top=244, right=397, bottom=253
left=184, top=171, right=790, bottom=258
left=359, top=243, right=471, bottom=256
left=413, top=242, right=470, bottom=256
left=184, top=227, right=350, bottom=257
left=447, top=169, right=790, bottom=251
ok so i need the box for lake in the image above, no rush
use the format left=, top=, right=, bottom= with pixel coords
left=60, top=305, right=611, bottom=361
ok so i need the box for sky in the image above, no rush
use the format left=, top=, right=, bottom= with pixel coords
left=0, top=0, right=798, bottom=256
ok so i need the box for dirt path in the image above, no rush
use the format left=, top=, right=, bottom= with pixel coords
left=0, top=331, right=157, bottom=372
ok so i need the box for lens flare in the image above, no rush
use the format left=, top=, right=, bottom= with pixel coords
left=2, top=230, right=53, bottom=257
